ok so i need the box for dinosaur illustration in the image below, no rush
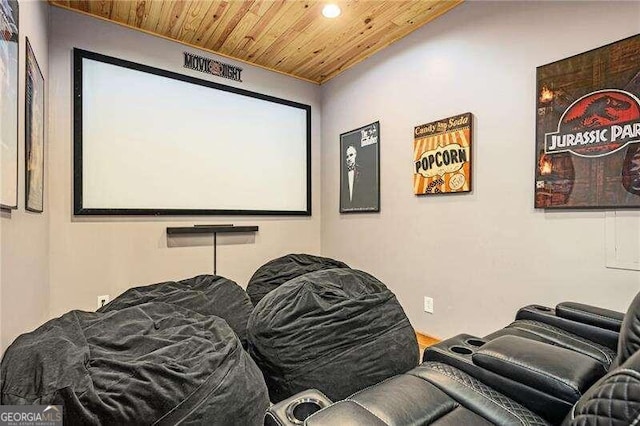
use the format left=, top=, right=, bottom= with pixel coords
left=623, top=144, right=640, bottom=195
left=562, top=95, right=632, bottom=131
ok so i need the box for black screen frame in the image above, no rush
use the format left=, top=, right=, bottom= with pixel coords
left=73, top=48, right=312, bottom=216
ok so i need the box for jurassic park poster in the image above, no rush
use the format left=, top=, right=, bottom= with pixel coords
left=535, top=34, right=640, bottom=208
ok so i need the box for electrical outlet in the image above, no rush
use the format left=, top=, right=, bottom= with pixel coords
left=97, top=295, right=110, bottom=309
left=423, top=296, right=434, bottom=314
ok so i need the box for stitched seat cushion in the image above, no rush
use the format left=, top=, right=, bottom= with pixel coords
left=305, top=362, right=549, bottom=426
left=563, top=349, right=640, bottom=425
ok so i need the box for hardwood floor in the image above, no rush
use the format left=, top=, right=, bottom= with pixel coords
left=416, top=331, right=440, bottom=360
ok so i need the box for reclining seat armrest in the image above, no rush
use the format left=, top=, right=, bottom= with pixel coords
left=555, top=302, right=624, bottom=332
left=472, top=336, right=607, bottom=404
left=304, top=401, right=387, bottom=426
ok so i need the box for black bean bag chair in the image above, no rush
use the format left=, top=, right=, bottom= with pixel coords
left=247, top=268, right=419, bottom=403
left=98, top=274, right=253, bottom=348
left=1, top=302, right=269, bottom=425
left=246, top=253, right=349, bottom=306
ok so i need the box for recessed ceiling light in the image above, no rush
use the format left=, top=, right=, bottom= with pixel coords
left=322, top=4, right=341, bottom=18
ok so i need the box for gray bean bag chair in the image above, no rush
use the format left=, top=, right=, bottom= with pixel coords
left=246, top=253, right=349, bottom=306
left=1, top=303, right=269, bottom=425
left=248, top=268, right=419, bottom=402
left=98, top=274, right=253, bottom=348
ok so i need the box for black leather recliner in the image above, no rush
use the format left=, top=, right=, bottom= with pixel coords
left=264, top=293, right=640, bottom=426
left=485, top=292, right=638, bottom=368
left=415, top=291, right=640, bottom=423
left=300, top=346, right=640, bottom=425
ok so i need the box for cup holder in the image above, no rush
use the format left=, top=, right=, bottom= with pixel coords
left=450, top=345, right=473, bottom=355
left=533, top=305, right=552, bottom=312
left=466, top=339, right=485, bottom=347
left=286, top=398, right=324, bottom=424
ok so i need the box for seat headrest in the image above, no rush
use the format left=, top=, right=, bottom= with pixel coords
left=614, top=292, right=640, bottom=368
left=564, top=349, right=640, bottom=425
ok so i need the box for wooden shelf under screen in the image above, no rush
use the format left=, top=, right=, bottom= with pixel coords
left=166, top=225, right=259, bottom=235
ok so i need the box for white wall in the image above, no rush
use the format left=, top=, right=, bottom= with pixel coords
left=7, top=1, right=640, bottom=348
left=0, top=0, right=49, bottom=352
left=321, top=1, right=640, bottom=339
left=48, top=7, right=322, bottom=318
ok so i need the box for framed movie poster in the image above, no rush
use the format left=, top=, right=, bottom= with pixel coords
left=413, top=112, right=472, bottom=195
left=340, top=121, right=380, bottom=213
left=25, top=38, right=44, bottom=213
left=0, top=0, right=18, bottom=209
left=535, top=34, right=640, bottom=209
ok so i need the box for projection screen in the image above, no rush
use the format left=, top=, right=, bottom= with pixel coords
left=73, top=49, right=311, bottom=216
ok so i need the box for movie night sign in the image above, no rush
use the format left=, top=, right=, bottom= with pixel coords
left=183, top=52, right=243, bottom=83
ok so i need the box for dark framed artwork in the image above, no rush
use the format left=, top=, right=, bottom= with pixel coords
left=340, top=121, right=380, bottom=213
left=413, top=112, right=472, bottom=195
left=25, top=38, right=44, bottom=213
left=535, top=34, right=640, bottom=209
left=0, top=0, right=18, bottom=209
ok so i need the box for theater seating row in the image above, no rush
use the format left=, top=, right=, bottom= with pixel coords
left=267, top=291, right=640, bottom=425
left=0, top=254, right=419, bottom=425
left=2, top=253, right=637, bottom=425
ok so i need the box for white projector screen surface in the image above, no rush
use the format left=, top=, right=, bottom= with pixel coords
left=74, top=49, right=310, bottom=215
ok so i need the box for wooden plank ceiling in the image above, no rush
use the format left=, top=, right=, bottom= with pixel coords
left=50, top=0, right=462, bottom=84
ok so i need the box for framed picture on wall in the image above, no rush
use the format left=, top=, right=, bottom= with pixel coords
left=413, top=112, right=472, bottom=195
left=0, top=0, right=19, bottom=209
left=25, top=38, right=44, bottom=213
left=340, top=121, right=380, bottom=213
left=535, top=34, right=640, bottom=209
